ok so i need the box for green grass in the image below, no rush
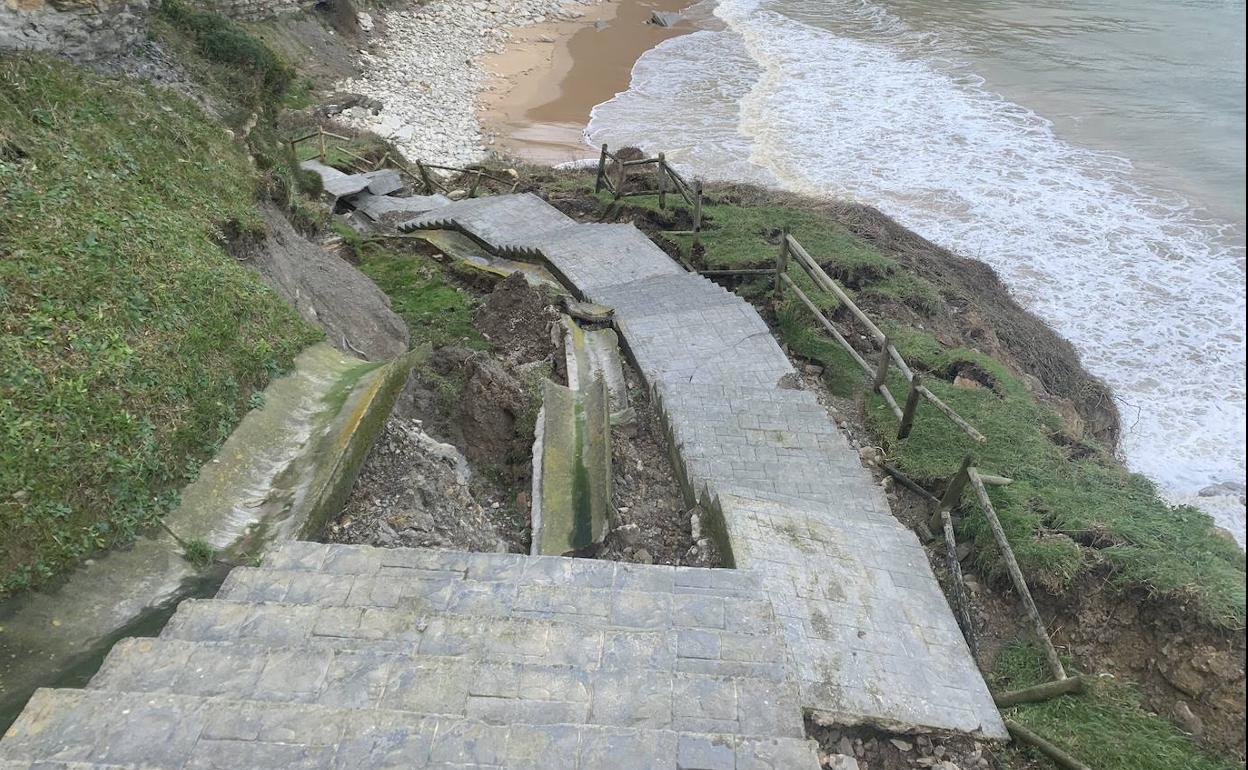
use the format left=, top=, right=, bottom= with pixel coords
left=862, top=337, right=1245, bottom=626
left=332, top=224, right=488, bottom=352
left=624, top=188, right=1245, bottom=629
left=993, top=643, right=1237, bottom=770
left=158, top=0, right=292, bottom=109
left=0, top=55, right=321, bottom=595
left=182, top=539, right=216, bottom=568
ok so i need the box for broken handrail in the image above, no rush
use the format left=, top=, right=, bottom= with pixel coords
left=594, top=144, right=704, bottom=243
left=289, top=126, right=520, bottom=197
left=777, top=232, right=986, bottom=444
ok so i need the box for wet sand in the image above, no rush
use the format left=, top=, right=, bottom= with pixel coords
left=479, top=0, right=694, bottom=164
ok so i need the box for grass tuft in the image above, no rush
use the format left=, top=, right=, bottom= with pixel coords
left=182, top=539, right=216, bottom=568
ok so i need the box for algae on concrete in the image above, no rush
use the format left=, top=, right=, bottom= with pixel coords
left=531, top=378, right=612, bottom=556
left=419, top=229, right=565, bottom=291
left=563, top=315, right=630, bottom=422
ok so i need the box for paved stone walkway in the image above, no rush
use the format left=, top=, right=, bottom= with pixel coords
left=0, top=193, right=1005, bottom=769
left=400, top=195, right=1005, bottom=738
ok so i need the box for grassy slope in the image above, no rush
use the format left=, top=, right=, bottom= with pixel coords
left=993, top=644, right=1237, bottom=770
left=0, top=55, right=320, bottom=595
left=595, top=186, right=1244, bottom=631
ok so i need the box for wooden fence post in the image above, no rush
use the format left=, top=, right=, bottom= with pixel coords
left=692, top=180, right=704, bottom=249
left=898, top=372, right=923, bottom=438
left=416, top=161, right=434, bottom=194
left=942, top=504, right=978, bottom=661
left=773, top=228, right=790, bottom=305
left=595, top=144, right=608, bottom=193
left=657, top=153, right=668, bottom=210
left=969, top=467, right=1066, bottom=681
left=614, top=155, right=626, bottom=200
left=872, top=336, right=892, bottom=391
left=318, top=126, right=326, bottom=162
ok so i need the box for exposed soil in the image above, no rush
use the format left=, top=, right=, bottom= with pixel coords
left=240, top=203, right=410, bottom=361
left=791, top=358, right=1247, bottom=763
left=597, top=364, right=714, bottom=568
left=806, top=719, right=1008, bottom=770
left=474, top=272, right=560, bottom=366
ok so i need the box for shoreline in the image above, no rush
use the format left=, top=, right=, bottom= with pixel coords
left=330, top=0, right=695, bottom=168
left=477, top=0, right=694, bottom=164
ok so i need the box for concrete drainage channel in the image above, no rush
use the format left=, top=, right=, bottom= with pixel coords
left=530, top=316, right=624, bottom=556
left=0, top=344, right=418, bottom=730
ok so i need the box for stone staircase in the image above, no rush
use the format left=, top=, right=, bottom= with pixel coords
left=1, top=543, right=820, bottom=769
left=1, top=192, right=1008, bottom=767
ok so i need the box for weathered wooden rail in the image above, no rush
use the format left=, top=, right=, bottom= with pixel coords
left=594, top=144, right=704, bottom=244
left=289, top=126, right=519, bottom=197
left=764, top=231, right=986, bottom=444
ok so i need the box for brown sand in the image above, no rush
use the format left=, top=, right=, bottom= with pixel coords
left=479, top=0, right=694, bottom=165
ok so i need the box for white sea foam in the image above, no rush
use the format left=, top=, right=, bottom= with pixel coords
left=587, top=0, right=1247, bottom=541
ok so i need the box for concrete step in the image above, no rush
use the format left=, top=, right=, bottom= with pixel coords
left=399, top=193, right=575, bottom=251
left=160, top=598, right=789, bottom=682
left=210, top=556, right=778, bottom=635
left=89, top=637, right=805, bottom=738
left=0, top=688, right=821, bottom=769
left=592, top=272, right=743, bottom=319
left=255, top=543, right=763, bottom=596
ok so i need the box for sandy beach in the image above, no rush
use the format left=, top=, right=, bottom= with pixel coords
left=478, top=0, right=694, bottom=164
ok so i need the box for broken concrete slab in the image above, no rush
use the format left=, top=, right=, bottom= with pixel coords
left=531, top=378, right=612, bottom=556
left=563, top=297, right=615, bottom=324
left=650, top=9, right=683, bottom=26
left=299, top=160, right=403, bottom=200
left=418, top=229, right=565, bottom=291
left=563, top=315, right=629, bottom=421
left=351, top=192, right=453, bottom=222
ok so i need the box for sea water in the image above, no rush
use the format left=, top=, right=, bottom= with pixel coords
left=587, top=0, right=1247, bottom=541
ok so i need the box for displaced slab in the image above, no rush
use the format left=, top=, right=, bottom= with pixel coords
left=564, top=316, right=629, bottom=420
left=531, top=378, right=612, bottom=556
left=299, top=160, right=403, bottom=200
left=503, top=223, right=685, bottom=295
left=352, top=191, right=452, bottom=222
left=400, top=192, right=575, bottom=250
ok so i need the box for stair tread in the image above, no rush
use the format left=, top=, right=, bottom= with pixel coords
left=0, top=688, right=821, bottom=770
left=88, top=637, right=805, bottom=738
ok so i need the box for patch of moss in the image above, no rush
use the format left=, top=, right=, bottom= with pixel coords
left=331, top=224, right=488, bottom=352
left=993, top=643, right=1237, bottom=770
left=0, top=55, right=320, bottom=595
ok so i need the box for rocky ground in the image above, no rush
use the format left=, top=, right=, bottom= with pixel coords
left=807, top=721, right=1003, bottom=770
left=599, top=364, right=713, bottom=567
left=333, top=0, right=603, bottom=165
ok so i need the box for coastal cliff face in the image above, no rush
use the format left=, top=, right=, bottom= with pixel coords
left=0, top=0, right=153, bottom=61
left=0, top=0, right=303, bottom=61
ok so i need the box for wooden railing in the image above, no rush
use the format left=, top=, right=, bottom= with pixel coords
left=289, top=126, right=520, bottom=197
left=594, top=144, right=703, bottom=242
left=769, top=231, right=986, bottom=444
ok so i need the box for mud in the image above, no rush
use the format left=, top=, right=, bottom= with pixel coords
left=243, top=203, right=409, bottom=361
left=474, top=271, right=560, bottom=365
